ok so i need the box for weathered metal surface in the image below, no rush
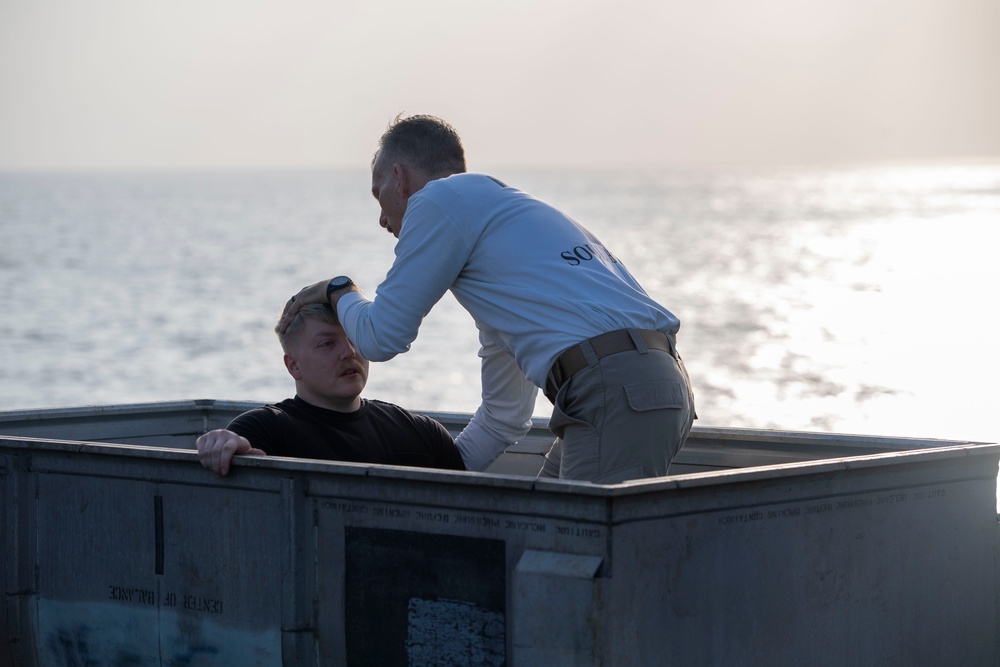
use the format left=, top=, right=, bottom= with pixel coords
left=1, top=401, right=998, bottom=666
left=0, top=400, right=248, bottom=449
left=0, top=400, right=980, bottom=476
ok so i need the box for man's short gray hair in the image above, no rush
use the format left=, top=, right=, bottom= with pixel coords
left=372, top=114, right=466, bottom=179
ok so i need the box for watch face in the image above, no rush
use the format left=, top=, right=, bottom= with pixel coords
left=331, top=276, right=352, bottom=289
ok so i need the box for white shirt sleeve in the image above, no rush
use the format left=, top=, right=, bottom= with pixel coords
left=337, top=195, right=472, bottom=362
left=455, top=331, right=538, bottom=471
left=336, top=182, right=541, bottom=471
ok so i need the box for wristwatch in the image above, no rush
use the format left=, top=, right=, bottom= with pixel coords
left=326, top=275, right=353, bottom=303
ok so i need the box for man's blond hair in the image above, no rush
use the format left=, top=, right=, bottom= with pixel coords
left=275, top=303, right=339, bottom=352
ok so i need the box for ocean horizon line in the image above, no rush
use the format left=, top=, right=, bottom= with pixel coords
left=2, top=154, right=1000, bottom=177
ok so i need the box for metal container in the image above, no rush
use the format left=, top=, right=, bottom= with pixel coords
left=2, top=400, right=998, bottom=665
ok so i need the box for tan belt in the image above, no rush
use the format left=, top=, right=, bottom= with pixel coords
left=544, top=328, right=674, bottom=403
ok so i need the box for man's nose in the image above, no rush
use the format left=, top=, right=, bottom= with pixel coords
left=378, top=212, right=388, bottom=228
left=341, top=340, right=358, bottom=358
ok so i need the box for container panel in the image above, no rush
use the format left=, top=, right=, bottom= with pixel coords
left=344, top=527, right=506, bottom=666
left=31, top=472, right=285, bottom=665
left=610, top=466, right=999, bottom=665
left=512, top=549, right=605, bottom=664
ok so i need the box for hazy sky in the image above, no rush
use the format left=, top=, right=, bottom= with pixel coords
left=2, top=0, right=998, bottom=170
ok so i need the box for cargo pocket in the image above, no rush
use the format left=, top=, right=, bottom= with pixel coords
left=624, top=379, right=686, bottom=412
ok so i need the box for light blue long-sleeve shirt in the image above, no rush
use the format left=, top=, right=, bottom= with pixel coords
left=339, top=173, right=680, bottom=470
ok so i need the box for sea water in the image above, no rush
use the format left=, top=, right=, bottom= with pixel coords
left=1, top=162, right=998, bottom=445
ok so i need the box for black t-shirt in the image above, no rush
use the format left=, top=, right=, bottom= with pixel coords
left=228, top=396, right=465, bottom=471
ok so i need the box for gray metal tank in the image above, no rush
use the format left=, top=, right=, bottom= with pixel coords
left=2, top=400, right=998, bottom=665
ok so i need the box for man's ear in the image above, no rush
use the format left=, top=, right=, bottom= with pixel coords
left=392, top=162, right=411, bottom=197
left=283, top=353, right=302, bottom=380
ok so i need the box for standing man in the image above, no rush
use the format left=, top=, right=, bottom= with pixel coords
left=280, top=114, right=695, bottom=483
